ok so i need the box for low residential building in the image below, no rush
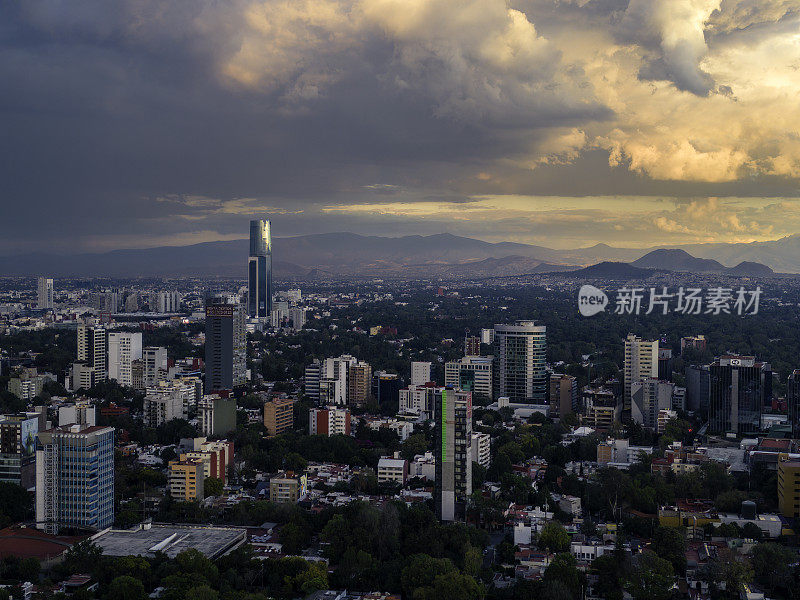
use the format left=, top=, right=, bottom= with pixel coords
left=377, top=454, right=408, bottom=485
left=597, top=438, right=653, bottom=466
left=309, top=407, right=351, bottom=436
left=410, top=452, right=436, bottom=481
left=471, top=432, right=491, bottom=469
left=168, top=459, right=205, bottom=501
left=269, top=472, right=307, bottom=503
left=263, top=396, right=295, bottom=436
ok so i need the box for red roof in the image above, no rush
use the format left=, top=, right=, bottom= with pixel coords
left=0, top=526, right=88, bottom=560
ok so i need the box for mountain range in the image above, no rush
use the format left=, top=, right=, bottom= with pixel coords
left=0, top=232, right=795, bottom=278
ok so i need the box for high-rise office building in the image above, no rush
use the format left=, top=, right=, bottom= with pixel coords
left=36, top=424, right=114, bottom=533
left=623, top=334, right=659, bottom=415
left=107, top=331, right=143, bottom=387
left=77, top=325, right=107, bottom=381
left=789, top=370, right=800, bottom=439
left=445, top=356, right=493, bottom=400
left=248, top=219, right=273, bottom=319
left=374, top=371, right=401, bottom=409
left=709, top=355, right=771, bottom=436
left=37, top=277, right=54, bottom=310
left=411, top=361, right=432, bottom=386
left=435, top=388, right=472, bottom=521
left=631, top=378, right=674, bottom=430
left=549, top=373, right=579, bottom=419
left=493, top=321, right=547, bottom=403
left=205, top=295, right=247, bottom=393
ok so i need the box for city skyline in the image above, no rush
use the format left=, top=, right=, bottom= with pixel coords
left=1, top=2, right=799, bottom=254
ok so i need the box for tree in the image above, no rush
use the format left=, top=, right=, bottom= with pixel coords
left=429, top=571, right=484, bottom=600
left=751, top=542, right=794, bottom=594
left=539, top=521, right=570, bottom=553
left=591, top=554, right=624, bottom=600
left=651, top=526, right=687, bottom=574
left=543, top=553, right=585, bottom=599
left=626, top=551, right=674, bottom=600
left=107, top=576, right=146, bottom=600
left=204, top=477, right=223, bottom=497
left=401, top=554, right=454, bottom=599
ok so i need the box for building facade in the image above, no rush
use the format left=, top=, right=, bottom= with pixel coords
left=264, top=397, right=295, bottom=436
left=549, top=373, right=578, bottom=419
left=445, top=356, right=493, bottom=401
left=309, top=407, right=351, bottom=436
left=37, top=277, right=54, bottom=310
left=709, top=355, right=771, bottom=436
left=204, top=295, right=247, bottom=393
left=493, top=321, right=546, bottom=403
left=623, top=334, right=659, bottom=415
left=435, top=388, right=472, bottom=521
left=107, top=331, right=143, bottom=387
left=248, top=219, right=273, bottom=319
left=77, top=325, right=107, bottom=382
left=36, top=425, right=115, bottom=533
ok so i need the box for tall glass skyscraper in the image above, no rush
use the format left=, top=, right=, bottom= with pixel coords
left=248, top=219, right=272, bottom=318
left=493, top=321, right=547, bottom=403
left=709, top=355, right=771, bottom=436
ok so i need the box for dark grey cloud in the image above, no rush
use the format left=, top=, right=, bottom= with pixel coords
left=0, top=0, right=798, bottom=254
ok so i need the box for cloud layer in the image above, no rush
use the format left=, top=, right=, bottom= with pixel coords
left=0, top=0, right=798, bottom=253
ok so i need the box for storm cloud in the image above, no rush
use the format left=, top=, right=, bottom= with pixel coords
left=0, top=0, right=798, bottom=253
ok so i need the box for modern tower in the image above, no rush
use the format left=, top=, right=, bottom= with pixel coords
left=493, top=321, right=547, bottom=403
left=36, top=277, right=54, bottom=310
left=35, top=424, right=115, bottom=533
left=709, top=355, right=771, bottom=436
left=204, top=295, right=247, bottom=393
left=623, top=334, right=659, bottom=416
left=435, top=388, right=472, bottom=521
left=248, top=219, right=272, bottom=319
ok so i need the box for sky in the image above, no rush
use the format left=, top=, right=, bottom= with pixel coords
left=1, top=0, right=799, bottom=254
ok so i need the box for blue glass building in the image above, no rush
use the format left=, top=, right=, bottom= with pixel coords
left=36, top=424, right=114, bottom=533
left=248, top=219, right=272, bottom=318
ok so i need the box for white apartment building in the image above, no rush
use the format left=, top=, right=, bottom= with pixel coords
left=624, top=334, right=659, bottom=414
left=471, top=432, right=491, bottom=468
left=411, top=361, right=432, bottom=386
left=377, top=455, right=408, bottom=485
left=107, top=331, right=143, bottom=387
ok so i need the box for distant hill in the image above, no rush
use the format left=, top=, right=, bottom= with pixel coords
left=726, top=261, right=774, bottom=277
left=632, top=248, right=773, bottom=276
left=632, top=249, right=725, bottom=273
left=0, top=231, right=794, bottom=277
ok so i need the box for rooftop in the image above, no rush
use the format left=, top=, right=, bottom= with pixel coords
left=92, top=524, right=246, bottom=559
